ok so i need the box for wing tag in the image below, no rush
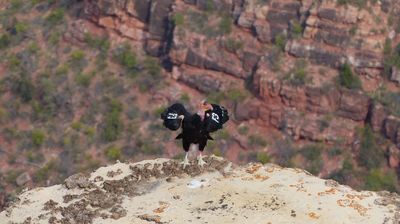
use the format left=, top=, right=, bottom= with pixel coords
left=211, top=113, right=220, bottom=123
left=167, top=113, right=178, bottom=119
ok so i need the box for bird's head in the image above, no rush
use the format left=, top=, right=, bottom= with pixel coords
left=199, top=100, right=213, bottom=112
left=197, top=100, right=213, bottom=120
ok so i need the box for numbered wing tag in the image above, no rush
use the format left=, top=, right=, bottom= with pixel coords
left=167, top=113, right=178, bottom=119
left=211, top=113, right=220, bottom=123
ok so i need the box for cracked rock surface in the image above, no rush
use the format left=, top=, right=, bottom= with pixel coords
left=0, top=156, right=399, bottom=224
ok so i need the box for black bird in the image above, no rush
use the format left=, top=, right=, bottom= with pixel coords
left=161, top=101, right=229, bottom=168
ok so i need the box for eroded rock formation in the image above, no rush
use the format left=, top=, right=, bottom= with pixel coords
left=1, top=157, right=399, bottom=224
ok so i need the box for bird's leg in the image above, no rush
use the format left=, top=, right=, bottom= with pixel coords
left=181, top=152, right=190, bottom=168
left=197, top=151, right=206, bottom=167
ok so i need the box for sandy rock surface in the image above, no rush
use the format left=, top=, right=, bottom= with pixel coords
left=1, top=156, right=399, bottom=224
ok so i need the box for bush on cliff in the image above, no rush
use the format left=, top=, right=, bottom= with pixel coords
left=358, top=125, right=384, bottom=169
left=364, top=169, right=397, bottom=192
left=339, top=63, right=362, bottom=90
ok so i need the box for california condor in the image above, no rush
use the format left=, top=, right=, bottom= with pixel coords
left=161, top=101, right=229, bottom=168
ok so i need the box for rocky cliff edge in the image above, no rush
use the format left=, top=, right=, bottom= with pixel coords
left=0, top=156, right=399, bottom=224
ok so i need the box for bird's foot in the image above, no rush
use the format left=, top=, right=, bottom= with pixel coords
left=181, top=158, right=190, bottom=169
left=197, top=156, right=206, bottom=167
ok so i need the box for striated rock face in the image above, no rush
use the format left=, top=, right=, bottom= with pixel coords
left=79, top=0, right=400, bottom=141
left=1, top=157, right=399, bottom=224
left=84, top=0, right=174, bottom=55
left=78, top=0, right=400, bottom=151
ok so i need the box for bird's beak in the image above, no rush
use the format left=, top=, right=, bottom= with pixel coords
left=178, top=115, right=184, bottom=126
left=201, top=103, right=212, bottom=111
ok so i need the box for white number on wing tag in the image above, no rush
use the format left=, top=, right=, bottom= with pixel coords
left=211, top=113, right=220, bottom=123
left=167, top=113, right=178, bottom=119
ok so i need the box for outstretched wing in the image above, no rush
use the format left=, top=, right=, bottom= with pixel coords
left=160, top=103, right=188, bottom=131
left=203, top=104, right=229, bottom=133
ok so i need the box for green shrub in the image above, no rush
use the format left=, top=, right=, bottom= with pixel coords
left=238, top=125, right=249, bottom=135
left=14, top=22, right=28, bottom=34
left=274, top=34, right=287, bottom=51
left=31, top=0, right=48, bottom=5
left=113, top=44, right=137, bottom=70
left=224, top=38, right=243, bottom=53
left=364, top=169, right=397, bottom=192
left=76, top=72, right=94, bottom=87
left=327, top=147, right=343, bottom=158
left=31, top=129, right=46, bottom=147
left=172, top=13, right=185, bottom=27
left=291, top=21, right=303, bottom=38
left=382, top=38, right=400, bottom=77
left=84, top=126, right=96, bottom=138
left=349, top=25, right=358, bottom=36
left=70, top=50, right=85, bottom=61
left=84, top=33, right=110, bottom=54
left=339, top=63, right=362, bottom=89
left=336, top=0, right=374, bottom=8
left=215, top=129, right=230, bottom=140
left=48, top=31, right=61, bottom=45
left=329, top=157, right=354, bottom=184
left=28, top=42, right=40, bottom=54
left=8, top=55, right=21, bottom=71
left=358, top=125, right=384, bottom=169
left=187, top=10, right=208, bottom=33
left=268, top=47, right=283, bottom=72
left=0, top=34, right=11, bottom=49
left=248, top=135, right=268, bottom=147
left=372, top=86, right=400, bottom=117
left=204, top=0, right=215, bottom=12
left=301, top=144, right=322, bottom=161
left=140, top=141, right=163, bottom=155
left=0, top=107, right=8, bottom=122
left=10, top=0, right=23, bottom=11
left=34, top=160, right=56, bottom=182
left=46, top=8, right=65, bottom=27
left=180, top=93, right=190, bottom=103
left=12, top=73, right=34, bottom=102
left=71, top=122, right=83, bottom=131
left=55, top=64, right=68, bottom=76
left=227, top=88, right=247, bottom=103
left=5, top=170, right=22, bottom=185
left=257, top=151, right=270, bottom=164
left=206, top=91, right=225, bottom=104
left=102, top=99, right=123, bottom=142
left=105, top=145, right=122, bottom=160
left=69, top=50, right=86, bottom=70
left=285, top=59, right=309, bottom=86
left=144, top=57, right=161, bottom=77
left=219, top=14, right=232, bottom=34
left=301, top=144, right=323, bottom=175
left=212, top=147, right=223, bottom=157
left=26, top=151, right=45, bottom=163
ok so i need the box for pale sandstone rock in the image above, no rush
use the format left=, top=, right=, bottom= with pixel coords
left=16, top=172, right=31, bottom=186
left=1, top=158, right=399, bottom=224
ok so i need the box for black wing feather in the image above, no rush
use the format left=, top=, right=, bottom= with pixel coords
left=160, top=103, right=189, bottom=131
left=204, top=104, right=229, bottom=133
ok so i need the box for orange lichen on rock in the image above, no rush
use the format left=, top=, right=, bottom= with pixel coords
left=318, top=188, right=337, bottom=196
left=254, top=174, right=269, bottom=181
left=246, top=164, right=263, bottom=174
left=289, top=183, right=307, bottom=193
left=153, top=202, right=169, bottom=214
left=308, top=212, right=320, bottom=219
left=337, top=199, right=369, bottom=216
left=346, top=193, right=373, bottom=200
